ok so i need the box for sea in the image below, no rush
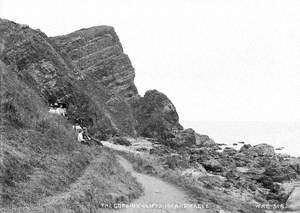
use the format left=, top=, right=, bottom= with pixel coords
left=182, top=121, right=300, bottom=157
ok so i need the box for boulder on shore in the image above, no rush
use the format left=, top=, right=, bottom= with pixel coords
left=167, top=128, right=215, bottom=148
left=249, top=143, right=275, bottom=156
left=239, top=144, right=252, bottom=153
left=263, top=164, right=297, bottom=182
left=170, top=128, right=196, bottom=147
left=202, top=159, right=224, bottom=172
left=223, top=147, right=237, bottom=156
left=164, top=153, right=189, bottom=169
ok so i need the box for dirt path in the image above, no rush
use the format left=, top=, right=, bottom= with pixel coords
left=105, top=154, right=213, bottom=213
left=264, top=182, right=300, bottom=213
left=285, top=184, right=300, bottom=211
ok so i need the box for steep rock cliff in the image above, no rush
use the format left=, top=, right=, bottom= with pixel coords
left=50, top=26, right=138, bottom=99
left=0, top=19, right=136, bottom=137
left=0, top=18, right=183, bottom=140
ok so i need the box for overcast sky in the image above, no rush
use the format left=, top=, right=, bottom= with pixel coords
left=1, top=0, right=300, bottom=123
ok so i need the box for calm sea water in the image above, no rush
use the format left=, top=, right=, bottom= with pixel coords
left=182, top=121, right=300, bottom=157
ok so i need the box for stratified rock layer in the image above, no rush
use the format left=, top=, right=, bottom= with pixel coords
left=0, top=18, right=183, bottom=139
left=0, top=19, right=138, bottom=137
left=50, top=26, right=138, bottom=99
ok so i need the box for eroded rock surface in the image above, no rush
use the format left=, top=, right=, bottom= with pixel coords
left=131, top=89, right=183, bottom=139
left=249, top=143, right=276, bottom=157
left=50, top=26, right=138, bottom=99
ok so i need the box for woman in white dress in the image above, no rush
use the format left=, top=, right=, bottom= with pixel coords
left=77, top=129, right=85, bottom=143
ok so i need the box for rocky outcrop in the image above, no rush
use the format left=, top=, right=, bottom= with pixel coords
left=0, top=19, right=77, bottom=99
left=222, top=147, right=238, bottom=156
left=196, top=133, right=215, bottom=146
left=282, top=157, right=300, bottom=175
left=202, top=159, right=224, bottom=172
left=164, top=153, right=189, bottom=169
left=50, top=26, right=138, bottom=99
left=248, top=143, right=275, bottom=157
left=131, top=89, right=183, bottom=139
left=262, top=164, right=297, bottom=182
left=165, top=128, right=216, bottom=149
left=240, top=144, right=252, bottom=153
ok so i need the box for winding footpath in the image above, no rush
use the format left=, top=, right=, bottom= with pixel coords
left=265, top=182, right=300, bottom=213
left=285, top=184, right=300, bottom=211
left=102, top=142, right=212, bottom=213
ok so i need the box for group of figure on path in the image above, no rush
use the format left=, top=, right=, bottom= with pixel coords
left=48, top=102, right=94, bottom=144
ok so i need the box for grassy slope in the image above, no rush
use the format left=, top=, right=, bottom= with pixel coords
left=0, top=62, right=142, bottom=212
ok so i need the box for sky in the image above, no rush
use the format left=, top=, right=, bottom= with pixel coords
left=1, top=0, right=300, bottom=124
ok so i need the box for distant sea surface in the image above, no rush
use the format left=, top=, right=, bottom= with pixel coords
left=182, top=121, right=300, bottom=157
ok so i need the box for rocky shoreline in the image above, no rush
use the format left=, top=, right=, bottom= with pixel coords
left=111, top=133, right=300, bottom=212
left=164, top=131, right=300, bottom=211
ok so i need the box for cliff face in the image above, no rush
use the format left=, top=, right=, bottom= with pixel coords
left=50, top=26, right=138, bottom=99
left=0, top=18, right=182, bottom=139
left=0, top=19, right=181, bottom=138
left=0, top=19, right=138, bottom=137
